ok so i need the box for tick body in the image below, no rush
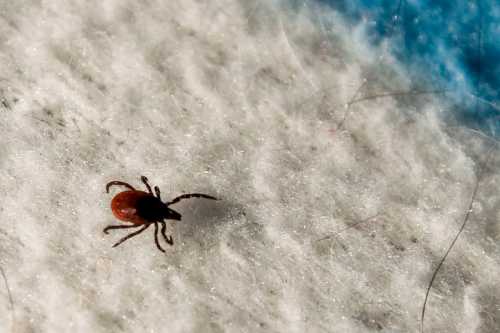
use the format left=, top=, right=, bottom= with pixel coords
left=104, top=176, right=217, bottom=252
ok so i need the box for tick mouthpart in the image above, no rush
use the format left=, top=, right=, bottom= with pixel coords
left=167, top=209, right=182, bottom=221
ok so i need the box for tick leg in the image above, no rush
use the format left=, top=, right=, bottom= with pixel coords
left=159, top=221, right=174, bottom=246
left=167, top=193, right=218, bottom=205
left=111, top=224, right=150, bottom=248
left=154, top=223, right=166, bottom=253
left=103, top=224, right=140, bottom=234
left=141, top=176, right=153, bottom=194
left=106, top=181, right=136, bottom=193
left=154, top=186, right=161, bottom=200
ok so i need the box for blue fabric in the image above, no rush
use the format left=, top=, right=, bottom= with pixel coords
left=316, top=0, right=500, bottom=136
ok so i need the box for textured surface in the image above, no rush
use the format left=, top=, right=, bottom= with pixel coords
left=0, top=1, right=499, bottom=332
left=318, top=0, right=500, bottom=135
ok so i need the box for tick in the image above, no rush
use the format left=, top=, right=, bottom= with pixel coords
left=103, top=176, right=218, bottom=252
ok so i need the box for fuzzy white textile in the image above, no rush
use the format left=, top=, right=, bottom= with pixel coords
left=0, top=1, right=498, bottom=332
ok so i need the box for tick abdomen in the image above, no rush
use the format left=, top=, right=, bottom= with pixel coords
left=111, top=190, right=164, bottom=224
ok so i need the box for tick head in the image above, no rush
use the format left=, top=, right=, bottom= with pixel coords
left=166, top=208, right=181, bottom=221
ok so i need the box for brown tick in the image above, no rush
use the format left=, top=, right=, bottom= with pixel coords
left=104, top=176, right=217, bottom=252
